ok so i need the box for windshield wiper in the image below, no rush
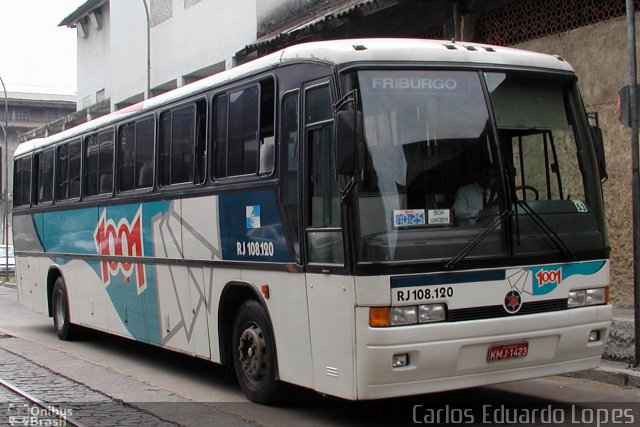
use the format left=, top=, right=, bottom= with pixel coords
left=444, top=209, right=513, bottom=270
left=515, top=200, right=574, bottom=261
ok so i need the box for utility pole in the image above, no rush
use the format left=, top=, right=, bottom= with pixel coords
left=142, top=0, right=151, bottom=99
left=626, top=0, right=640, bottom=368
left=0, top=76, right=8, bottom=277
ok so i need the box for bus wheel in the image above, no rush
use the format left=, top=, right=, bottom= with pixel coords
left=232, top=300, right=280, bottom=403
left=52, top=277, right=79, bottom=341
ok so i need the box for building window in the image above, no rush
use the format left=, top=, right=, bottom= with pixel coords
left=82, top=95, right=92, bottom=109
left=15, top=110, right=31, bottom=122
left=150, top=0, right=173, bottom=27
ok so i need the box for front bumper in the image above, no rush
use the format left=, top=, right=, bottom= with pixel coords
left=355, top=304, right=612, bottom=400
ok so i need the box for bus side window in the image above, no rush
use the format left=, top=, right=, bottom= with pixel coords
left=259, top=79, right=275, bottom=175
left=159, top=101, right=205, bottom=186
left=212, top=77, right=275, bottom=179
left=13, top=157, right=32, bottom=208
left=68, top=141, right=81, bottom=198
left=84, top=130, right=114, bottom=197
left=36, top=149, right=55, bottom=204
left=281, top=91, right=300, bottom=260
left=56, top=140, right=81, bottom=202
left=118, top=116, right=154, bottom=191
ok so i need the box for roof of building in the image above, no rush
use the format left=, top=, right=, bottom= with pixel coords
left=15, top=38, right=574, bottom=157
left=254, top=0, right=385, bottom=51
left=7, top=91, right=76, bottom=104
left=59, top=0, right=107, bottom=27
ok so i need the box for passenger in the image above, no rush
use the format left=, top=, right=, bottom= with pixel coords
left=453, top=162, right=498, bottom=227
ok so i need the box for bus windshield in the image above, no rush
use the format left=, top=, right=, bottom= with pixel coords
left=353, top=69, right=606, bottom=264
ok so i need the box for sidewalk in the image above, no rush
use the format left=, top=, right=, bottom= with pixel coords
left=1, top=280, right=16, bottom=289
left=566, top=308, right=640, bottom=388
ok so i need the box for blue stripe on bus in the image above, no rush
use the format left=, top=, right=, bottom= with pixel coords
left=391, top=269, right=507, bottom=288
left=33, top=201, right=171, bottom=343
left=218, top=189, right=292, bottom=263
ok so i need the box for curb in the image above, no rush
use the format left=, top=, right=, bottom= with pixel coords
left=1, top=282, right=16, bottom=289
left=564, top=362, right=640, bottom=389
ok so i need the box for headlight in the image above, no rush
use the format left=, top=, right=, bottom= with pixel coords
left=391, top=306, right=418, bottom=326
left=370, top=304, right=447, bottom=327
left=568, top=287, right=608, bottom=308
left=586, top=288, right=607, bottom=305
left=418, top=304, right=446, bottom=323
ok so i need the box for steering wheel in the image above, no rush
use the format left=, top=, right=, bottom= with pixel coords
left=514, top=185, right=539, bottom=201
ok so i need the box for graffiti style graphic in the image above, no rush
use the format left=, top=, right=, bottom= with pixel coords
left=94, top=206, right=146, bottom=294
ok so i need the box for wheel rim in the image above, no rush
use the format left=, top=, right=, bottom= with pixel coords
left=54, top=290, right=66, bottom=329
left=237, top=323, right=267, bottom=381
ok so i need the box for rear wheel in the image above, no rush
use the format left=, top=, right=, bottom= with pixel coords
left=52, top=277, right=79, bottom=340
left=232, top=300, right=280, bottom=403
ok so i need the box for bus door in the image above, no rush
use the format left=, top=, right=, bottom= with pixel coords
left=302, top=78, right=357, bottom=399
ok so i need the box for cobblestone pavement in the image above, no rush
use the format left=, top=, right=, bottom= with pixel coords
left=0, top=341, right=179, bottom=426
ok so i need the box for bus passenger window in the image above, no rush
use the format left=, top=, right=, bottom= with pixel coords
left=228, top=86, right=259, bottom=176
left=37, top=149, right=54, bottom=204
left=259, top=79, right=275, bottom=175
left=84, top=130, right=114, bottom=197
left=13, top=157, right=32, bottom=207
left=281, top=91, right=300, bottom=260
left=159, top=102, right=204, bottom=187
left=118, top=117, right=154, bottom=191
left=57, top=140, right=81, bottom=201
left=212, top=77, right=275, bottom=179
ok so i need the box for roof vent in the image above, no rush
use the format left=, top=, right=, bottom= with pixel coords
left=483, top=47, right=496, bottom=53
left=465, top=46, right=478, bottom=51
left=444, top=44, right=458, bottom=50
left=353, top=44, right=368, bottom=51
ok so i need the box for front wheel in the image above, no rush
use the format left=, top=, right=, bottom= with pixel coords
left=232, top=300, right=280, bottom=403
left=52, top=277, right=79, bottom=340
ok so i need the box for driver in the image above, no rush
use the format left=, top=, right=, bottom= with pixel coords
left=453, top=162, right=498, bottom=227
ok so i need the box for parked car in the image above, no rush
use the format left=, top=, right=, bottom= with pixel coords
left=0, top=245, right=15, bottom=276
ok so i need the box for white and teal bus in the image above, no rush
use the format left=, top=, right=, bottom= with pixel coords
left=13, top=39, right=611, bottom=403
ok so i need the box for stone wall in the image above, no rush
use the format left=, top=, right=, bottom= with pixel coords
left=515, top=13, right=637, bottom=308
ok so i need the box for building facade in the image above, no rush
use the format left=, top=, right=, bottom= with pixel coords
left=60, top=0, right=258, bottom=112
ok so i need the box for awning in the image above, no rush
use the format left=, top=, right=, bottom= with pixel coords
left=59, top=0, right=107, bottom=27
left=242, top=0, right=399, bottom=54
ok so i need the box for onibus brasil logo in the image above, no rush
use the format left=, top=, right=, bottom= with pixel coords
left=93, top=206, right=146, bottom=294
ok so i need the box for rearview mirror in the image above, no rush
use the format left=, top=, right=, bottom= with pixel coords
left=335, top=110, right=360, bottom=175
left=590, top=125, right=607, bottom=183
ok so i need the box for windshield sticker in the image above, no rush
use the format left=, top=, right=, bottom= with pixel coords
left=393, top=209, right=425, bottom=227
left=572, top=200, right=588, bottom=213
left=246, top=205, right=261, bottom=229
left=428, top=209, right=451, bottom=225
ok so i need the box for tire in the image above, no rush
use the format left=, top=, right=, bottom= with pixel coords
left=52, top=277, right=79, bottom=341
left=232, top=299, right=280, bottom=403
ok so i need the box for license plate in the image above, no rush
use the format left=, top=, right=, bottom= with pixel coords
left=487, top=342, right=529, bottom=361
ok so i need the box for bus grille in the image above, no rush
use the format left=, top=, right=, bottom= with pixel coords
left=447, top=299, right=568, bottom=322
